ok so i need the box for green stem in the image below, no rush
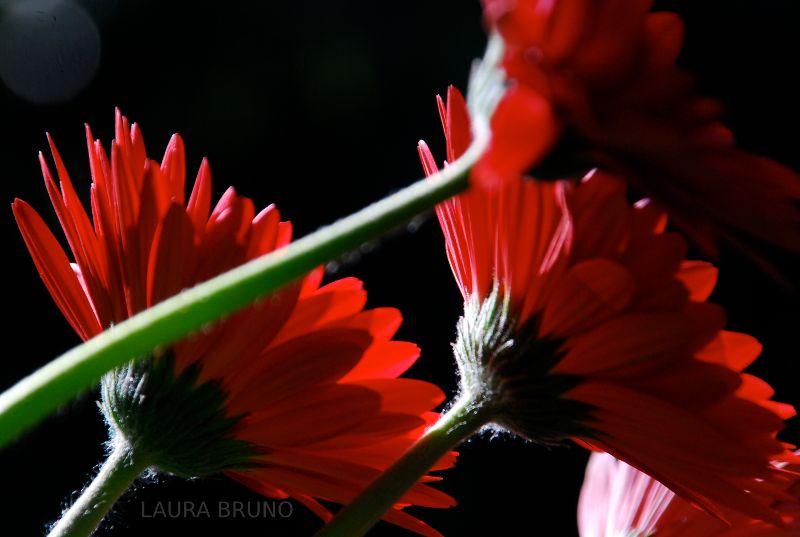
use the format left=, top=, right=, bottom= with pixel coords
left=0, top=132, right=482, bottom=449
left=0, top=32, right=504, bottom=450
left=314, top=397, right=493, bottom=537
left=48, top=438, right=149, bottom=537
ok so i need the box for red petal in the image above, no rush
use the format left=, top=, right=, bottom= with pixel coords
left=348, top=378, right=446, bottom=413
left=292, top=493, right=332, bottom=520
left=677, top=260, right=718, bottom=302
left=331, top=307, right=403, bottom=340
left=227, top=471, right=290, bottom=500
left=187, top=158, right=212, bottom=234
left=128, top=122, right=148, bottom=182
left=696, top=331, right=761, bottom=372
left=418, top=141, right=439, bottom=176
left=567, top=171, right=631, bottom=262
left=382, top=508, right=446, bottom=537
left=146, top=203, right=196, bottom=306
left=273, top=278, right=367, bottom=343
left=13, top=200, right=102, bottom=339
left=441, top=85, right=471, bottom=162
left=341, top=341, right=421, bottom=381
left=554, top=305, right=724, bottom=377
left=225, top=328, right=372, bottom=414
left=299, top=266, right=325, bottom=297
left=256, top=450, right=455, bottom=508
left=539, top=259, right=635, bottom=338
left=160, top=134, right=186, bottom=204
left=643, top=12, right=685, bottom=69
left=236, top=384, right=380, bottom=446
left=246, top=204, right=281, bottom=259
left=184, top=282, right=300, bottom=377
left=473, top=84, right=559, bottom=189
left=40, top=149, right=111, bottom=325
left=302, top=413, right=427, bottom=450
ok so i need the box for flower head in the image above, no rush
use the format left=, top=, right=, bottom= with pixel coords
left=480, top=0, right=800, bottom=256
left=579, top=452, right=800, bottom=537
left=419, top=88, right=797, bottom=524
left=14, top=111, right=454, bottom=536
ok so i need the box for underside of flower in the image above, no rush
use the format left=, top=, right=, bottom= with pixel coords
left=454, top=282, right=595, bottom=444
left=100, top=354, right=260, bottom=477
left=421, top=85, right=798, bottom=523
left=15, top=112, right=455, bottom=536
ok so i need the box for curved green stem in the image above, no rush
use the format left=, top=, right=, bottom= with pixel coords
left=314, top=397, right=493, bottom=537
left=48, top=438, right=149, bottom=537
left=0, top=32, right=505, bottom=450
left=0, top=150, right=473, bottom=448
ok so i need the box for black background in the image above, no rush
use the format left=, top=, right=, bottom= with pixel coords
left=0, top=1, right=798, bottom=535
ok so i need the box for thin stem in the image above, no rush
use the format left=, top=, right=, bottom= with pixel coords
left=314, top=397, right=493, bottom=537
left=48, top=438, right=149, bottom=537
left=0, top=133, right=482, bottom=449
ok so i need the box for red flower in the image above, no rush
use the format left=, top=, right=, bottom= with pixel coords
left=579, top=452, right=800, bottom=536
left=420, top=89, right=797, bottom=524
left=14, top=111, right=454, bottom=537
left=481, top=0, right=800, bottom=256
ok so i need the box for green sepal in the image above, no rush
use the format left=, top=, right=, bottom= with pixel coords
left=454, top=282, right=597, bottom=444
left=100, top=354, right=261, bottom=477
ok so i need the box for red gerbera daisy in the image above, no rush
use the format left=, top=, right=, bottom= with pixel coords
left=579, top=452, right=800, bottom=537
left=14, top=111, right=454, bottom=536
left=419, top=87, right=797, bottom=524
left=481, top=0, right=800, bottom=256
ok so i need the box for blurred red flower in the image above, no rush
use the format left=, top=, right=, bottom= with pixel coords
left=579, top=452, right=800, bottom=537
left=481, top=0, right=800, bottom=257
left=420, top=88, right=797, bottom=524
left=14, top=111, right=454, bottom=537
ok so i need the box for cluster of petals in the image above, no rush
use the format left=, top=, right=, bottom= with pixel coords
left=13, top=111, right=454, bottom=537
left=419, top=87, right=798, bottom=525
left=479, top=0, right=800, bottom=256
left=580, top=452, right=800, bottom=537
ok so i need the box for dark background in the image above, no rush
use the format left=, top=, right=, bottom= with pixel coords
left=0, top=0, right=798, bottom=535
